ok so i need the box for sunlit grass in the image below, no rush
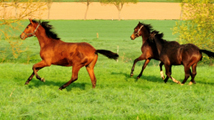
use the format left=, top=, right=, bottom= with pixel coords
left=1, top=20, right=214, bottom=119
left=1, top=63, right=214, bottom=119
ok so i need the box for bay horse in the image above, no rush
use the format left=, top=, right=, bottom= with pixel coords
left=20, top=19, right=119, bottom=90
left=150, top=30, right=214, bottom=85
left=130, top=22, right=162, bottom=79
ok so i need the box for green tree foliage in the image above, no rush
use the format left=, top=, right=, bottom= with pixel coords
left=99, top=0, right=138, bottom=20
left=173, top=0, right=214, bottom=64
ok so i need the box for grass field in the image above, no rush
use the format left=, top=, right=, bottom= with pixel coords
left=1, top=20, right=214, bottom=119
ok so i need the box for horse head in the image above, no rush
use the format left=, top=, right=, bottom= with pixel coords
left=130, top=22, right=152, bottom=40
left=20, top=19, right=40, bottom=40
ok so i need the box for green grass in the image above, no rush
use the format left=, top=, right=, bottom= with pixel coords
left=1, top=20, right=214, bottom=119
left=1, top=63, right=214, bottom=119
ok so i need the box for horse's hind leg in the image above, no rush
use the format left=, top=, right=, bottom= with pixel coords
left=181, top=66, right=191, bottom=84
left=86, top=54, right=98, bottom=88
left=189, top=63, right=197, bottom=85
left=59, top=65, right=82, bottom=90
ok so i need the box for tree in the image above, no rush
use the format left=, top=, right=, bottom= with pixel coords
left=0, top=0, right=46, bottom=59
left=99, top=0, right=138, bottom=20
left=173, top=0, right=214, bottom=64
left=46, top=0, right=52, bottom=19
left=79, top=0, right=96, bottom=20
left=173, top=0, right=214, bottom=50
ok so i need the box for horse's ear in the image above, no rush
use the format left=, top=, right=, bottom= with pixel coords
left=29, top=19, right=34, bottom=24
left=160, top=33, right=164, bottom=38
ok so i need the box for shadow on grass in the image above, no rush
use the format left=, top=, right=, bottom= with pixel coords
left=111, top=71, right=164, bottom=83
left=26, top=79, right=87, bottom=91
left=194, top=81, right=214, bottom=86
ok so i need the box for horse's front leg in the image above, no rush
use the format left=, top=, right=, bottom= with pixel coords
left=130, top=54, right=145, bottom=77
left=159, top=62, right=165, bottom=79
left=25, top=60, right=50, bottom=85
left=25, top=72, right=35, bottom=85
left=164, top=64, right=181, bottom=84
left=137, top=59, right=150, bottom=79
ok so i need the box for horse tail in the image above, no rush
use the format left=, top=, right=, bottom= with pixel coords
left=96, top=49, right=119, bottom=60
left=200, top=49, right=214, bottom=58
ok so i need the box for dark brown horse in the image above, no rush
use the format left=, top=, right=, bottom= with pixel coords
left=150, top=30, right=214, bottom=85
left=130, top=22, right=161, bottom=79
left=20, top=19, right=119, bottom=90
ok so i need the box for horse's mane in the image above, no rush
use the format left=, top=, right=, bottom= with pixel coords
left=140, top=22, right=153, bottom=33
left=151, top=30, right=165, bottom=43
left=32, top=20, right=60, bottom=40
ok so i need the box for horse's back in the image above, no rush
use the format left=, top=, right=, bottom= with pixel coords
left=160, top=41, right=181, bottom=64
left=180, top=44, right=202, bottom=64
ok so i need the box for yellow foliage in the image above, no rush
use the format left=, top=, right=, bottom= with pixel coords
left=173, top=0, right=214, bottom=52
left=0, top=0, right=47, bottom=59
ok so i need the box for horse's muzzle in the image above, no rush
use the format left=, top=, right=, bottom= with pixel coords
left=20, top=33, right=26, bottom=40
left=130, top=34, right=136, bottom=40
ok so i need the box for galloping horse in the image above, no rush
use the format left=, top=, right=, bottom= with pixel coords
left=20, top=19, right=119, bottom=90
left=130, top=22, right=161, bottom=79
left=150, top=31, right=214, bottom=85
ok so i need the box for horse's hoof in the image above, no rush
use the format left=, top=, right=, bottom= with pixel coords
left=177, top=81, right=181, bottom=84
left=188, top=82, right=193, bottom=85
left=25, top=82, right=29, bottom=85
left=161, top=75, right=165, bottom=80
left=160, top=71, right=165, bottom=80
left=59, top=86, right=64, bottom=90
left=41, top=78, right=45, bottom=82
left=130, top=73, right=134, bottom=77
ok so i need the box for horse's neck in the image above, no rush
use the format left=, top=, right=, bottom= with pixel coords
left=35, top=30, right=52, bottom=48
left=142, top=36, right=148, bottom=44
left=154, top=38, right=163, bottom=55
left=141, top=31, right=150, bottom=44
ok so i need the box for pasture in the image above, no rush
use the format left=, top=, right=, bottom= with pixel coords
left=1, top=20, right=214, bottom=119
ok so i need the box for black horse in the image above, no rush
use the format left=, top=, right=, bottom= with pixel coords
left=150, top=30, right=214, bottom=84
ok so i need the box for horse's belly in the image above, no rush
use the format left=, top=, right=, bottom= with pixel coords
left=52, top=58, right=72, bottom=66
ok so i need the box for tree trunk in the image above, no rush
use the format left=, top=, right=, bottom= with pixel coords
left=84, top=1, right=90, bottom=20
left=115, top=3, right=123, bottom=21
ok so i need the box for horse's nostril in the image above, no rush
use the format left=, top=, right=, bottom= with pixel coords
left=130, top=36, right=135, bottom=40
left=20, top=34, right=25, bottom=40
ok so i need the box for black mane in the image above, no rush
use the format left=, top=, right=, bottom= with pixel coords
left=32, top=20, right=60, bottom=40
left=151, top=30, right=165, bottom=43
left=140, top=22, right=153, bottom=33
